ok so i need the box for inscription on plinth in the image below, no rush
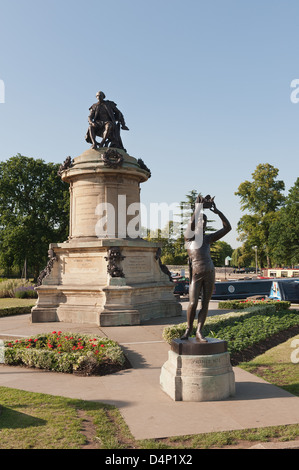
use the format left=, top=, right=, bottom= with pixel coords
left=126, top=256, right=151, bottom=273
left=64, top=257, right=99, bottom=274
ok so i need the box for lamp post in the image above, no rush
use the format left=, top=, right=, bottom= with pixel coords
left=253, top=246, right=258, bottom=275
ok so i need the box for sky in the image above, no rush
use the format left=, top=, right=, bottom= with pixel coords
left=0, top=0, right=299, bottom=249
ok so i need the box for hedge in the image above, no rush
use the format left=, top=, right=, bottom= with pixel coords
left=218, top=299, right=291, bottom=310
left=0, top=306, right=34, bottom=318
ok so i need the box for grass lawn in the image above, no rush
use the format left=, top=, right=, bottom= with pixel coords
left=0, top=298, right=35, bottom=309
left=0, top=387, right=127, bottom=449
left=239, top=334, right=299, bottom=396
left=0, top=334, right=299, bottom=449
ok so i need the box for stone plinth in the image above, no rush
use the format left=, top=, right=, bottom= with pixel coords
left=62, top=148, right=148, bottom=240
left=31, top=149, right=181, bottom=326
left=160, top=338, right=235, bottom=401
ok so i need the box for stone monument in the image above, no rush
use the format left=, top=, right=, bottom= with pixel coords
left=31, top=91, right=181, bottom=326
left=160, top=195, right=235, bottom=401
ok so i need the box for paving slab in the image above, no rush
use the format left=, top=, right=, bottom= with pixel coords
left=0, top=304, right=299, bottom=440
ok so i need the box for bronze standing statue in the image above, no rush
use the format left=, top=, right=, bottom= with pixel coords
left=85, top=91, right=129, bottom=150
left=181, top=195, right=231, bottom=342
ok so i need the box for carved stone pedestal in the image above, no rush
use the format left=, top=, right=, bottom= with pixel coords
left=31, top=148, right=181, bottom=326
left=160, top=338, right=235, bottom=401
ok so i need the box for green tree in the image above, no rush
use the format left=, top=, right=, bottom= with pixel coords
left=235, top=163, right=285, bottom=268
left=146, top=190, right=228, bottom=266
left=0, top=154, right=69, bottom=280
left=179, top=190, right=215, bottom=234
left=268, top=177, right=299, bottom=266
left=210, top=240, right=233, bottom=267
left=231, top=244, right=255, bottom=268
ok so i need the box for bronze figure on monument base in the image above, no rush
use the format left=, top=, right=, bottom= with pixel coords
left=85, top=91, right=129, bottom=151
left=181, top=195, right=231, bottom=342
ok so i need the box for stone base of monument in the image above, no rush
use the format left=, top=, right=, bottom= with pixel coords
left=31, top=238, right=181, bottom=326
left=31, top=148, right=182, bottom=327
left=160, top=338, right=235, bottom=401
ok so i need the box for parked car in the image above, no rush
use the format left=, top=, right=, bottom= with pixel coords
left=173, top=275, right=189, bottom=297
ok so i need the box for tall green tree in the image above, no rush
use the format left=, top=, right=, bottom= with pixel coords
left=235, top=163, right=285, bottom=268
left=210, top=240, right=233, bottom=267
left=0, top=154, right=69, bottom=280
left=268, top=177, right=299, bottom=266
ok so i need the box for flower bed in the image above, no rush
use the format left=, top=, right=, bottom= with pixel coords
left=162, top=304, right=277, bottom=344
left=162, top=305, right=299, bottom=360
left=4, top=331, right=127, bottom=376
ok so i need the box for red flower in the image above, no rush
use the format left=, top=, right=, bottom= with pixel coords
left=100, top=344, right=104, bottom=348
left=52, top=331, right=56, bottom=334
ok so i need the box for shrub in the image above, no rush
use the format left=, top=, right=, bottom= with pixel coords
left=4, top=331, right=126, bottom=375
left=162, top=306, right=299, bottom=355
left=14, top=286, right=38, bottom=299
left=218, top=299, right=290, bottom=311
left=0, top=306, right=34, bottom=318
left=162, top=305, right=277, bottom=343
left=0, top=279, right=36, bottom=298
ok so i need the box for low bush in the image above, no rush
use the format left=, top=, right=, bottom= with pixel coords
left=162, top=304, right=277, bottom=343
left=4, top=331, right=127, bottom=375
left=0, top=306, right=34, bottom=317
left=0, top=279, right=36, bottom=298
left=14, top=286, right=38, bottom=299
left=162, top=306, right=299, bottom=356
left=218, top=299, right=290, bottom=311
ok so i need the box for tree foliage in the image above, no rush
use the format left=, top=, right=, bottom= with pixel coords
left=146, top=190, right=233, bottom=266
left=268, top=177, right=299, bottom=266
left=235, top=163, right=285, bottom=268
left=0, top=154, right=69, bottom=280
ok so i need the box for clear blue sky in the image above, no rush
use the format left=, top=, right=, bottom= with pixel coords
left=1, top=0, right=299, bottom=248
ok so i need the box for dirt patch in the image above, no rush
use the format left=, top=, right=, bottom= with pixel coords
left=77, top=410, right=102, bottom=449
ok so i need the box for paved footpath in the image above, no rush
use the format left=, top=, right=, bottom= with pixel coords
left=1, top=300, right=299, bottom=444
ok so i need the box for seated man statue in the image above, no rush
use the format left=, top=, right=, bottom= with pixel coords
left=181, top=195, right=231, bottom=342
left=85, top=91, right=129, bottom=150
